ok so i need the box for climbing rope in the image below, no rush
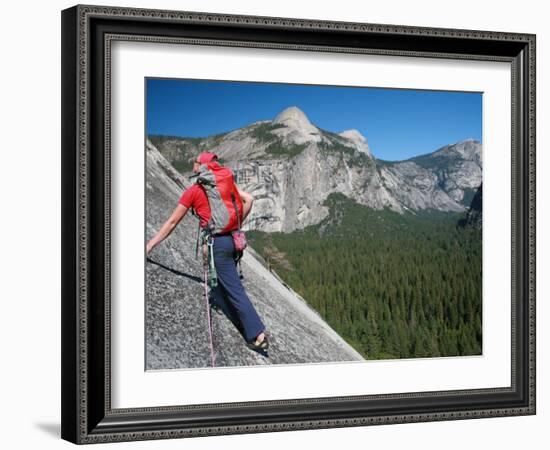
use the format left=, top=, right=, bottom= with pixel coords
left=202, top=264, right=216, bottom=368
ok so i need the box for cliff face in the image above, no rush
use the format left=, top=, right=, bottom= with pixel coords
left=145, top=140, right=364, bottom=370
left=459, top=183, right=483, bottom=229
left=151, top=106, right=482, bottom=233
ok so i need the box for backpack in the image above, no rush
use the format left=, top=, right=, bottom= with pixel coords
left=192, top=161, right=248, bottom=282
left=195, top=161, right=244, bottom=236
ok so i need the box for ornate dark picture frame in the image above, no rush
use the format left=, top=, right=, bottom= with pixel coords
left=61, top=4, right=536, bottom=444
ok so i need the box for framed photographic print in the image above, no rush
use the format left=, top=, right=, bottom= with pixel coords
left=61, top=4, right=536, bottom=444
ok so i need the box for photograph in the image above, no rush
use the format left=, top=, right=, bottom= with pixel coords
left=58, top=3, right=537, bottom=444
left=144, top=78, right=483, bottom=370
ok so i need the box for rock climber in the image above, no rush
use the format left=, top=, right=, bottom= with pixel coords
left=146, top=152, right=269, bottom=351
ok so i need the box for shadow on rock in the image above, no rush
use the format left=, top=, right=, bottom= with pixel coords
left=147, top=257, right=203, bottom=283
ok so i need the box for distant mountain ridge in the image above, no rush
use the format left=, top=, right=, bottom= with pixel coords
left=149, top=106, right=482, bottom=232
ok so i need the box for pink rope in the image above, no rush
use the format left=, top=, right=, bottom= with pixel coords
left=203, top=265, right=216, bottom=367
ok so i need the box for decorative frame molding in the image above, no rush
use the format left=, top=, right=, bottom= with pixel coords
left=61, top=4, right=536, bottom=444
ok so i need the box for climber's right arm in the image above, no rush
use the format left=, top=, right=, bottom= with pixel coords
left=146, top=204, right=188, bottom=254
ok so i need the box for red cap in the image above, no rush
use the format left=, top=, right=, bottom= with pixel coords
left=197, top=152, right=218, bottom=164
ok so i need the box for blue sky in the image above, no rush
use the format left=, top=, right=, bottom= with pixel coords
left=146, top=78, right=482, bottom=161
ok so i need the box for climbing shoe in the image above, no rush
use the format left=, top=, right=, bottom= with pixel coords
left=247, top=333, right=269, bottom=351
